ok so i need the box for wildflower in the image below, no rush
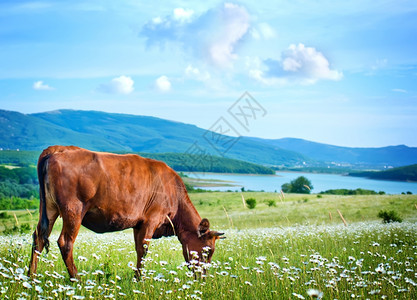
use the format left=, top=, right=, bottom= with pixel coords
left=159, top=261, right=168, bottom=266
left=190, top=251, right=199, bottom=259
left=244, top=281, right=252, bottom=286
left=375, top=265, right=386, bottom=274
left=292, top=292, right=305, bottom=299
left=186, top=271, right=193, bottom=277
left=307, top=289, right=323, bottom=299
left=22, top=282, right=32, bottom=289
left=0, top=272, right=11, bottom=279
left=66, top=290, right=75, bottom=296
left=92, top=269, right=105, bottom=275
left=78, top=256, right=88, bottom=262
left=86, top=279, right=96, bottom=286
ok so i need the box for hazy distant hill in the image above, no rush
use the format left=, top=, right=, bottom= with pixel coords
left=349, top=164, right=417, bottom=182
left=248, top=137, right=417, bottom=168
left=1, top=109, right=416, bottom=168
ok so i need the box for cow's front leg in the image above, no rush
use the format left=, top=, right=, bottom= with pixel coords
left=133, top=219, right=160, bottom=278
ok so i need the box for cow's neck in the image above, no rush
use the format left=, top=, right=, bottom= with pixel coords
left=174, top=195, right=201, bottom=241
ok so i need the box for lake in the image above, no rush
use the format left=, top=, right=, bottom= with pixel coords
left=185, top=171, right=417, bottom=194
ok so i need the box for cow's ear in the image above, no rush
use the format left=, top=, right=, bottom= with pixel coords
left=197, top=218, right=210, bottom=237
left=211, top=231, right=226, bottom=239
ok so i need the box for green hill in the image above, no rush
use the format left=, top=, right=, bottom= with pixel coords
left=1, top=109, right=416, bottom=168
left=0, top=109, right=308, bottom=167
left=349, top=164, right=417, bottom=182
left=0, top=150, right=274, bottom=175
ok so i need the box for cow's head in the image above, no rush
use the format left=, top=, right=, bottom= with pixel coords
left=182, top=218, right=224, bottom=265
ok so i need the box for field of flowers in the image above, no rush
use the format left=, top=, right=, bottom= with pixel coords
left=1, top=220, right=416, bottom=299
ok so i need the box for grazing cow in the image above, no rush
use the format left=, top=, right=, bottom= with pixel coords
left=28, top=146, right=224, bottom=278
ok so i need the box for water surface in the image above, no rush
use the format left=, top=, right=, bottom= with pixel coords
left=185, top=172, right=417, bottom=194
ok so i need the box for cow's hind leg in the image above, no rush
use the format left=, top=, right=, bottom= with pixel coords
left=133, top=218, right=161, bottom=278
left=28, top=208, right=59, bottom=276
left=57, top=202, right=83, bottom=278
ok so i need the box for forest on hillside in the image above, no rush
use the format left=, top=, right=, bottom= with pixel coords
left=0, top=150, right=274, bottom=210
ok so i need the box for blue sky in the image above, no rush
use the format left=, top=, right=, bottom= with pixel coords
left=1, top=0, right=416, bottom=147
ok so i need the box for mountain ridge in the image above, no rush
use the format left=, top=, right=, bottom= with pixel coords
left=1, top=109, right=416, bottom=168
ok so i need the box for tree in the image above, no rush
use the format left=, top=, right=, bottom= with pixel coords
left=281, top=176, right=313, bottom=194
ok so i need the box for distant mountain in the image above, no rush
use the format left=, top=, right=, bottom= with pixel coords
left=248, top=137, right=417, bottom=168
left=350, top=164, right=417, bottom=182
left=0, top=109, right=307, bottom=167
left=1, top=109, right=416, bottom=168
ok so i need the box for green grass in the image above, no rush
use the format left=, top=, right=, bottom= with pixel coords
left=191, top=192, right=417, bottom=229
left=0, top=193, right=417, bottom=299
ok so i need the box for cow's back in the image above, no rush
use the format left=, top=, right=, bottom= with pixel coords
left=43, top=146, right=184, bottom=232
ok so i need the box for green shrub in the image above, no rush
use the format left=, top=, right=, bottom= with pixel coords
left=266, top=199, right=276, bottom=207
left=281, top=176, right=313, bottom=194
left=377, top=210, right=402, bottom=223
left=1, top=223, right=32, bottom=235
left=19, top=223, right=31, bottom=233
left=0, top=212, right=9, bottom=219
left=245, top=198, right=257, bottom=209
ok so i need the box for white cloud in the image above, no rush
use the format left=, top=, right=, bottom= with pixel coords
left=155, top=75, right=171, bottom=92
left=392, top=88, right=407, bottom=93
left=207, top=3, right=250, bottom=66
left=249, top=69, right=287, bottom=85
left=258, top=23, right=276, bottom=39
left=282, top=44, right=342, bottom=81
left=250, top=43, right=343, bottom=85
left=98, top=76, right=134, bottom=94
left=185, top=65, right=211, bottom=81
left=152, top=16, right=163, bottom=24
left=33, top=81, right=54, bottom=90
left=173, top=8, right=194, bottom=22
left=141, top=3, right=250, bottom=67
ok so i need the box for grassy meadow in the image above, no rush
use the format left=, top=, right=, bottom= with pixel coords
left=0, top=192, right=416, bottom=299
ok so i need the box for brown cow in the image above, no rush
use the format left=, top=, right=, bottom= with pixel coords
left=28, top=146, right=224, bottom=278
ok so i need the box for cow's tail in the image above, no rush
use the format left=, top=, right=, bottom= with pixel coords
left=37, top=153, right=51, bottom=253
